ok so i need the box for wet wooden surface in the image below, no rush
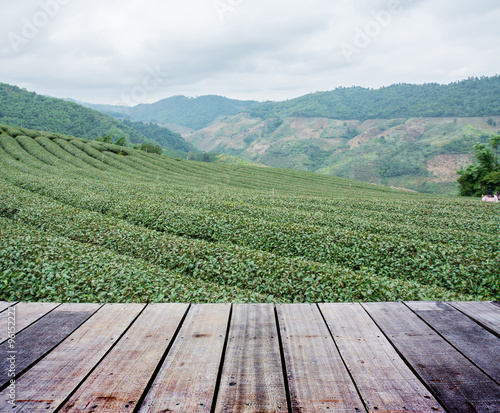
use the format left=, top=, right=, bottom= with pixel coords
left=0, top=301, right=499, bottom=412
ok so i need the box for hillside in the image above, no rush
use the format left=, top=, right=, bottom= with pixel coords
left=81, top=95, right=259, bottom=131
left=78, top=76, right=500, bottom=194
left=248, top=76, right=500, bottom=120
left=187, top=114, right=500, bottom=194
left=0, top=83, right=192, bottom=151
left=0, top=123, right=498, bottom=304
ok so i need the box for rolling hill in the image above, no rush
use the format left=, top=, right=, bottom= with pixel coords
left=188, top=114, right=500, bottom=194
left=0, top=123, right=498, bottom=303
left=82, top=76, right=500, bottom=194
left=0, top=83, right=193, bottom=152
left=80, top=95, right=259, bottom=131
left=247, top=76, right=500, bottom=120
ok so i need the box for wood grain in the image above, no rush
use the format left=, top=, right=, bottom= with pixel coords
left=276, top=303, right=364, bottom=412
left=138, top=303, right=231, bottom=413
left=0, top=303, right=143, bottom=412
left=214, top=304, right=287, bottom=413
left=0, top=303, right=101, bottom=389
left=320, top=303, right=442, bottom=412
left=449, top=301, right=500, bottom=336
left=0, top=302, right=17, bottom=313
left=364, top=302, right=500, bottom=413
left=406, top=301, right=500, bottom=384
left=0, top=302, right=60, bottom=344
left=59, top=303, right=188, bottom=412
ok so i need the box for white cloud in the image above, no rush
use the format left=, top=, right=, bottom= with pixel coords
left=0, top=0, right=499, bottom=103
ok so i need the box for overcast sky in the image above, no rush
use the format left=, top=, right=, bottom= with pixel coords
left=0, top=0, right=499, bottom=105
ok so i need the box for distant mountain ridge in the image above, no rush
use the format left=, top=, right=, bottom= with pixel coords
left=81, top=76, right=500, bottom=133
left=80, top=95, right=259, bottom=131
left=187, top=114, right=500, bottom=195
left=248, top=76, right=500, bottom=120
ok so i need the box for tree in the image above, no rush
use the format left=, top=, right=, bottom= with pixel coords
left=187, top=152, right=197, bottom=161
left=139, top=143, right=162, bottom=155
left=491, top=135, right=500, bottom=167
left=458, top=137, right=500, bottom=196
left=202, top=153, right=210, bottom=162
left=97, top=134, right=112, bottom=143
left=114, top=136, right=127, bottom=147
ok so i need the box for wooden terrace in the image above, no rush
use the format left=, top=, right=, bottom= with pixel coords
left=0, top=301, right=499, bottom=412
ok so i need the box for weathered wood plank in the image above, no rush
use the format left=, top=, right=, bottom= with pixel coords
left=59, top=303, right=188, bottom=412
left=276, top=303, right=364, bottom=412
left=319, top=303, right=442, bottom=412
left=0, top=302, right=17, bottom=313
left=0, top=302, right=60, bottom=344
left=406, top=301, right=500, bottom=384
left=214, top=304, right=287, bottom=413
left=449, top=301, right=500, bottom=336
left=138, top=303, right=231, bottom=413
left=0, top=303, right=101, bottom=389
left=0, top=303, right=143, bottom=412
left=363, top=302, right=500, bottom=413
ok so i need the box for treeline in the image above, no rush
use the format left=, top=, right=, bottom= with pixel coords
left=248, top=76, right=500, bottom=120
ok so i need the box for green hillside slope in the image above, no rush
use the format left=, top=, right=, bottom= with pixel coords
left=188, top=114, right=500, bottom=194
left=0, top=123, right=498, bottom=304
left=249, top=76, right=500, bottom=120
left=0, top=83, right=192, bottom=151
left=83, top=95, right=259, bottom=131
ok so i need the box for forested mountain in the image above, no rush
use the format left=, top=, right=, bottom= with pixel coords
left=0, top=83, right=194, bottom=152
left=248, top=76, right=500, bottom=120
left=0, top=83, right=145, bottom=143
left=187, top=114, right=500, bottom=194
left=120, top=120, right=195, bottom=152
left=82, top=95, right=259, bottom=131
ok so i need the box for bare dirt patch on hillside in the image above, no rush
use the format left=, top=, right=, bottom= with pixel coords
left=427, top=154, right=474, bottom=183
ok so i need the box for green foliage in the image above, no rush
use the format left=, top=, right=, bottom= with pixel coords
left=458, top=138, right=500, bottom=196
left=0, top=83, right=147, bottom=143
left=140, top=143, right=162, bottom=155
left=92, top=95, right=259, bottom=130
left=96, top=135, right=114, bottom=143
left=121, top=120, right=196, bottom=152
left=266, top=118, right=284, bottom=133
left=0, top=123, right=498, bottom=303
left=114, top=136, right=127, bottom=147
left=0, top=83, right=194, bottom=152
left=248, top=76, right=500, bottom=120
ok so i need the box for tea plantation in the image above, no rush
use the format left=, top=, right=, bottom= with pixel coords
left=0, top=123, right=498, bottom=303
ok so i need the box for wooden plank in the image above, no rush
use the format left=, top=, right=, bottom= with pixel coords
left=363, top=302, right=500, bottom=413
left=449, top=301, right=500, bottom=336
left=0, top=303, right=143, bottom=412
left=138, top=303, right=231, bottom=412
left=0, top=302, right=60, bottom=344
left=319, top=303, right=442, bottom=412
left=0, top=303, right=101, bottom=389
left=0, top=302, right=17, bottom=313
left=59, top=303, right=188, bottom=412
left=214, top=303, right=287, bottom=413
left=406, top=301, right=500, bottom=384
left=276, top=303, right=364, bottom=412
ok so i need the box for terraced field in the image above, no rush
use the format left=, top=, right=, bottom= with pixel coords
left=0, top=123, right=498, bottom=303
